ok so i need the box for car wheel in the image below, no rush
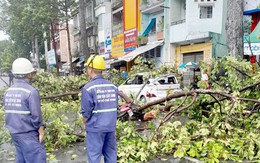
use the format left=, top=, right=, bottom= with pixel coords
left=140, top=96, right=147, bottom=104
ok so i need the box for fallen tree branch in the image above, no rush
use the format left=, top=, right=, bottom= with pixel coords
left=208, top=94, right=222, bottom=115
left=239, top=81, right=260, bottom=92
left=138, top=89, right=236, bottom=111
left=229, top=64, right=251, bottom=78
left=151, top=95, right=188, bottom=140
left=163, top=94, right=189, bottom=123
left=207, top=81, right=260, bottom=106
left=225, top=99, right=236, bottom=126
left=41, top=92, right=80, bottom=99
left=151, top=93, right=197, bottom=140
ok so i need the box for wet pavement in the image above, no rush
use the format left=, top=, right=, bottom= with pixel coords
left=0, top=142, right=201, bottom=163
left=0, top=79, right=199, bottom=162
left=0, top=116, right=199, bottom=163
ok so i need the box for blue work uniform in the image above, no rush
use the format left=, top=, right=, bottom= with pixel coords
left=3, top=79, right=46, bottom=163
left=81, top=75, right=118, bottom=163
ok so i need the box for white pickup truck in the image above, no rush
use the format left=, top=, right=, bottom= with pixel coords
left=118, top=73, right=181, bottom=103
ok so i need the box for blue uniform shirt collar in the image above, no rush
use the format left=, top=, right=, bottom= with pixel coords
left=16, top=79, right=29, bottom=84
left=91, top=75, right=103, bottom=81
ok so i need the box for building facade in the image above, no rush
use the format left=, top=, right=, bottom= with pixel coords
left=95, top=0, right=112, bottom=59
left=73, top=0, right=97, bottom=58
left=60, top=23, right=75, bottom=63
left=170, top=0, right=228, bottom=67
left=67, top=0, right=229, bottom=72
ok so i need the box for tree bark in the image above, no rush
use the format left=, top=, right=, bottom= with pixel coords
left=32, top=36, right=35, bottom=60
left=43, top=31, right=49, bottom=71
left=50, top=22, right=60, bottom=76
left=79, top=0, right=89, bottom=60
left=65, top=0, right=73, bottom=72
left=226, top=0, right=244, bottom=58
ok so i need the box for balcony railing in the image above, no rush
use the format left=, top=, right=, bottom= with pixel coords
left=96, top=0, right=105, bottom=6
left=139, top=0, right=164, bottom=11
left=112, top=23, right=123, bottom=37
left=86, top=16, right=96, bottom=27
left=112, top=0, right=123, bottom=10
left=171, top=19, right=186, bottom=26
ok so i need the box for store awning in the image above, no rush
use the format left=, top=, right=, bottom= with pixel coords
left=62, top=57, right=80, bottom=69
left=105, top=59, right=117, bottom=69
left=143, top=18, right=156, bottom=36
left=115, top=40, right=164, bottom=62
left=244, top=9, right=260, bottom=15
left=76, top=60, right=85, bottom=67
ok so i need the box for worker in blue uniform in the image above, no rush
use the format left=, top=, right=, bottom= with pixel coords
left=3, top=58, right=46, bottom=163
left=81, top=55, right=118, bottom=163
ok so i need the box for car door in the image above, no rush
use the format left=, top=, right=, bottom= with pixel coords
left=153, top=75, right=181, bottom=99
left=118, top=75, right=145, bottom=98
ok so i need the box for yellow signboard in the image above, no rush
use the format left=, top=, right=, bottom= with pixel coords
left=112, top=34, right=124, bottom=58
left=124, top=0, right=137, bottom=31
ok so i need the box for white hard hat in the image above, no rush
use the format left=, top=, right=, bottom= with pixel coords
left=12, top=58, right=35, bottom=75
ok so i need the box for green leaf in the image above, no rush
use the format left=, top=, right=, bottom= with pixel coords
left=174, top=148, right=185, bottom=158
left=199, top=128, right=210, bottom=136
left=187, top=148, right=197, bottom=157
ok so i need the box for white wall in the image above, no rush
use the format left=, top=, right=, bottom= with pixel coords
left=244, top=0, right=260, bottom=11
left=186, top=0, right=224, bottom=35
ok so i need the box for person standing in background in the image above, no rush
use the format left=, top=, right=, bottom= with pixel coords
left=201, top=69, right=209, bottom=89
left=8, top=70, right=14, bottom=86
left=3, top=58, right=46, bottom=163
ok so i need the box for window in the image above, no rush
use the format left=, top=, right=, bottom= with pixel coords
left=156, top=46, right=161, bottom=57
left=168, top=77, right=176, bottom=84
left=98, top=15, right=103, bottom=31
left=150, top=49, right=155, bottom=58
left=144, top=51, right=149, bottom=58
left=200, top=6, right=212, bottom=19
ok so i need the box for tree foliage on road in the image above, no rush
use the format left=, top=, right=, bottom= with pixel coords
left=0, top=57, right=259, bottom=162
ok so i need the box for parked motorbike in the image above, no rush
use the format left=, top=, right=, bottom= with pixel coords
left=117, top=102, right=143, bottom=121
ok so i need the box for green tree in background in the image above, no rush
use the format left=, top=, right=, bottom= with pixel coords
left=0, top=0, right=76, bottom=74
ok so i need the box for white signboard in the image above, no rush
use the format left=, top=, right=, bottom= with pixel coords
left=48, top=49, right=56, bottom=65
left=244, top=43, right=260, bottom=55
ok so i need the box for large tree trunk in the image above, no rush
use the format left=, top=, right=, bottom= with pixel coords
left=32, top=36, right=35, bottom=60
left=79, top=0, right=89, bottom=60
left=64, top=0, right=72, bottom=72
left=66, top=20, right=73, bottom=72
left=50, top=22, right=59, bottom=76
left=226, top=0, right=244, bottom=58
left=44, top=31, right=49, bottom=71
